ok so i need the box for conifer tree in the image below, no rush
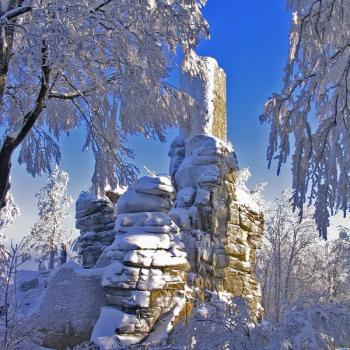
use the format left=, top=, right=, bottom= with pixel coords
left=24, top=166, right=73, bottom=269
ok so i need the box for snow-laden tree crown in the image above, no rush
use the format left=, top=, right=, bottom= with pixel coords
left=0, top=0, right=208, bottom=203
left=23, top=166, right=73, bottom=269
left=0, top=192, right=19, bottom=236
left=261, top=0, right=350, bottom=238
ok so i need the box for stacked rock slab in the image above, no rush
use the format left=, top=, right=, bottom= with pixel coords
left=92, top=176, right=190, bottom=349
left=76, top=192, right=117, bottom=268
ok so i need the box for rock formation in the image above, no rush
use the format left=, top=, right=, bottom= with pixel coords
left=24, top=264, right=106, bottom=349
left=91, top=176, right=191, bottom=349
left=88, top=56, right=264, bottom=347
left=27, top=56, right=264, bottom=350
left=169, top=135, right=263, bottom=320
left=179, top=57, right=227, bottom=141
left=169, top=56, right=264, bottom=320
left=75, top=192, right=117, bottom=267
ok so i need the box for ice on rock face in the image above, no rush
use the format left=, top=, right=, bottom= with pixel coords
left=169, top=207, right=192, bottom=230
left=194, top=188, right=211, bottom=206
left=168, top=131, right=263, bottom=321
left=173, top=135, right=237, bottom=190
left=179, top=57, right=227, bottom=140
left=197, top=165, right=221, bottom=185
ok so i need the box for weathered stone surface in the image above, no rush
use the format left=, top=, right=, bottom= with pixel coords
left=169, top=133, right=264, bottom=321
left=179, top=56, right=227, bottom=141
left=75, top=192, right=117, bottom=268
left=29, top=263, right=106, bottom=349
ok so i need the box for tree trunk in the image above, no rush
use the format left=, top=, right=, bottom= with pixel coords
left=60, top=243, right=67, bottom=265
left=48, top=249, right=56, bottom=270
left=0, top=43, right=50, bottom=208
left=0, top=136, right=15, bottom=209
left=283, top=230, right=298, bottom=314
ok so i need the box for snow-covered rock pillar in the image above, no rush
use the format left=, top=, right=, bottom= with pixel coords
left=169, top=56, right=264, bottom=320
left=180, top=56, right=227, bottom=141
left=92, top=176, right=190, bottom=349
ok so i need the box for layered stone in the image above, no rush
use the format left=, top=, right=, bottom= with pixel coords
left=75, top=192, right=117, bottom=268
left=169, top=134, right=263, bottom=320
left=92, top=176, right=190, bottom=349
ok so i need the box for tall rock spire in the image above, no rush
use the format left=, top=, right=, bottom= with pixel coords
left=180, top=56, right=227, bottom=141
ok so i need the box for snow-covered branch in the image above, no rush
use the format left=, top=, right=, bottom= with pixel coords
left=0, top=0, right=209, bottom=207
left=0, top=6, right=32, bottom=23
left=261, top=0, right=350, bottom=238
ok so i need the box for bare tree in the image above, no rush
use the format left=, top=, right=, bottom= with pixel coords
left=256, top=190, right=321, bottom=322
left=0, top=240, right=29, bottom=349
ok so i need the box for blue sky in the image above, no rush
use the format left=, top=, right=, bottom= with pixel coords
left=7, top=1, right=344, bottom=241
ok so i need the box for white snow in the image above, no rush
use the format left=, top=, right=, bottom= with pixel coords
left=115, top=212, right=172, bottom=230
left=236, top=187, right=260, bottom=213
left=194, top=188, right=211, bottom=206
left=176, top=187, right=196, bottom=207
left=133, top=175, right=174, bottom=195
left=101, top=261, right=124, bottom=287
left=91, top=307, right=143, bottom=349
left=120, top=290, right=150, bottom=308
left=137, top=268, right=166, bottom=290
left=117, top=224, right=175, bottom=235
left=113, top=232, right=171, bottom=251
left=197, top=165, right=220, bottom=184
left=151, top=249, right=188, bottom=268
left=117, top=190, right=171, bottom=214
left=123, top=249, right=155, bottom=267
left=16, top=270, right=52, bottom=318
left=145, top=295, right=187, bottom=345
left=169, top=207, right=192, bottom=230
left=77, top=190, right=98, bottom=204
left=104, top=183, right=127, bottom=196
